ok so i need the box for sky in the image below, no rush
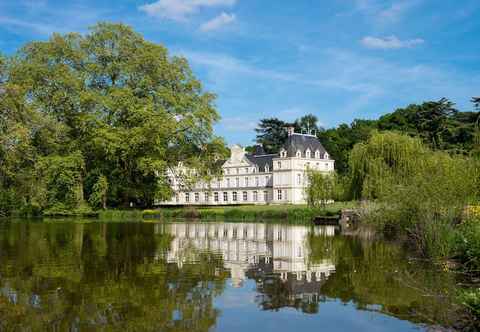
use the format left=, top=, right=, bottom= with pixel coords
left=1, top=0, right=479, bottom=145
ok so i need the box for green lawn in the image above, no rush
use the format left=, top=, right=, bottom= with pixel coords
left=140, top=201, right=358, bottom=223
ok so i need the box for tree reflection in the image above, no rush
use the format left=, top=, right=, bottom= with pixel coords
left=0, top=222, right=227, bottom=331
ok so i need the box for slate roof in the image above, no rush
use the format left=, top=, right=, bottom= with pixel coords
left=282, top=134, right=328, bottom=158
left=246, top=153, right=275, bottom=173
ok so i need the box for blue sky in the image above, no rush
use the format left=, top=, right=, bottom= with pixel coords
left=1, top=0, right=479, bottom=145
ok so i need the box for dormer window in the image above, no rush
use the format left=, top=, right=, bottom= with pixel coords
left=306, top=149, right=311, bottom=158
left=265, top=164, right=269, bottom=172
left=315, top=150, right=320, bottom=159
left=280, top=149, right=287, bottom=158
left=296, top=150, right=301, bottom=158
left=324, top=152, right=329, bottom=159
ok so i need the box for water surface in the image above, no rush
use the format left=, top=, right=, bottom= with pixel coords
left=0, top=220, right=458, bottom=331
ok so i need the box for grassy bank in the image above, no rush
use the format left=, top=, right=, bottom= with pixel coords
left=97, top=202, right=357, bottom=223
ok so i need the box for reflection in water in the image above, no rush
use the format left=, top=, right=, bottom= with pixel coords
left=0, top=221, right=459, bottom=331
left=161, top=223, right=337, bottom=313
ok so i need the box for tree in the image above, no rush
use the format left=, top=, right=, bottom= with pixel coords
left=305, top=170, right=336, bottom=208
left=5, top=22, right=226, bottom=209
left=294, top=114, right=321, bottom=134
left=255, top=118, right=289, bottom=154
left=473, top=97, right=480, bottom=110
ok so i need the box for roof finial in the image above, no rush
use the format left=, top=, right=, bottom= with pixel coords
left=287, top=126, right=295, bottom=136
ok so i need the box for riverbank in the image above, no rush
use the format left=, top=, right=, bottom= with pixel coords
left=96, top=202, right=357, bottom=223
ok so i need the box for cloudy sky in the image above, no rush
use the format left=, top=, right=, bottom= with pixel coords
left=1, top=0, right=479, bottom=145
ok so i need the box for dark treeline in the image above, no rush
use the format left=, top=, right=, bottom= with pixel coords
left=0, top=23, right=227, bottom=216
left=254, top=97, right=480, bottom=173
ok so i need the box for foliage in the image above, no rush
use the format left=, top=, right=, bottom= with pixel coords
left=294, top=113, right=321, bottom=134
left=255, top=118, right=289, bottom=154
left=350, top=131, right=480, bottom=258
left=459, top=288, right=480, bottom=321
left=456, top=217, right=480, bottom=272
left=88, top=175, right=108, bottom=209
left=254, top=98, right=479, bottom=175
left=0, top=22, right=226, bottom=214
left=305, top=170, right=337, bottom=208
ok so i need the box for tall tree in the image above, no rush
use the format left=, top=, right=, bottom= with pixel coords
left=473, top=97, right=480, bottom=110
left=255, top=118, right=289, bottom=154
left=4, top=23, right=226, bottom=210
left=295, top=114, right=321, bottom=134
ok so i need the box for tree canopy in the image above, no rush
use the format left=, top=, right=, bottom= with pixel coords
left=0, top=22, right=226, bottom=215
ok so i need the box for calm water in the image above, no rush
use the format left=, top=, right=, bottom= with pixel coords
left=0, top=220, right=459, bottom=331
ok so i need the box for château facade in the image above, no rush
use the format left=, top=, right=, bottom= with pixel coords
left=161, top=127, right=334, bottom=205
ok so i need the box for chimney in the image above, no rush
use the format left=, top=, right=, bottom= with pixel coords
left=287, top=126, right=295, bottom=136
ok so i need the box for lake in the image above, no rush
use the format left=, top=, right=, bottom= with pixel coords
left=0, top=220, right=459, bottom=331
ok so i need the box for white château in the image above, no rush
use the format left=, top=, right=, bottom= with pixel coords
left=161, top=127, right=334, bottom=205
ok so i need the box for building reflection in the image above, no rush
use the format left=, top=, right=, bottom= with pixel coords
left=155, top=222, right=337, bottom=313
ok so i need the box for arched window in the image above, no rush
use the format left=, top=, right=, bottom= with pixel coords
left=324, top=152, right=329, bottom=159
left=265, top=164, right=269, bottom=172
left=315, top=150, right=320, bottom=159
left=306, top=149, right=311, bottom=158
left=296, top=150, right=301, bottom=158
left=280, top=149, right=287, bottom=158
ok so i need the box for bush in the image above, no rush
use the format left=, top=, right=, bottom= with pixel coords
left=456, top=218, right=480, bottom=271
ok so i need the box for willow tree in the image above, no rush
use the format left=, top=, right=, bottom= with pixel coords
left=6, top=23, right=226, bottom=209
left=349, top=131, right=480, bottom=257
left=348, top=131, right=426, bottom=199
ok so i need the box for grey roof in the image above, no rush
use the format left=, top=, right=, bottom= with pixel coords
left=282, top=134, right=328, bottom=158
left=246, top=153, right=275, bottom=172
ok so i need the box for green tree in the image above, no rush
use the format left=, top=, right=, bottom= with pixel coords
left=294, top=113, right=321, bottom=134
left=305, top=170, right=336, bottom=208
left=255, top=118, right=289, bottom=154
left=5, top=22, right=226, bottom=209
left=89, top=175, right=108, bottom=209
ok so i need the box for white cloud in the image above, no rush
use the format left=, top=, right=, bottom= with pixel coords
left=199, top=12, right=235, bottom=32
left=139, top=0, right=236, bottom=21
left=361, top=36, right=424, bottom=49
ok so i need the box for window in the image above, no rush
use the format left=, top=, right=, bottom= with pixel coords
left=217, top=180, right=221, bottom=188
left=185, top=193, right=190, bottom=202
left=214, top=192, right=219, bottom=202
left=195, top=193, right=199, bottom=202
left=245, top=177, right=249, bottom=186
left=226, top=168, right=230, bottom=175
left=324, top=153, right=329, bottom=159
left=263, top=191, right=268, bottom=201
left=227, top=178, right=230, bottom=187
left=245, top=167, right=249, bottom=173
left=253, top=191, right=258, bottom=201
left=175, top=194, right=179, bottom=202
left=277, top=190, right=282, bottom=200
left=305, top=162, right=310, bottom=169
left=236, top=168, right=239, bottom=174
left=315, top=150, right=320, bottom=159
left=243, top=191, right=248, bottom=201
left=296, top=150, right=301, bottom=158
left=280, top=149, right=287, bottom=158
left=325, top=163, right=329, bottom=170
left=255, top=177, right=259, bottom=186
left=223, top=192, right=228, bottom=201
left=306, top=149, right=311, bottom=158
left=204, top=192, right=209, bottom=202
left=233, top=192, right=238, bottom=201
left=265, top=176, right=269, bottom=186
left=235, top=177, right=239, bottom=187
left=265, top=165, right=269, bottom=172
left=277, top=161, right=281, bottom=169
left=297, top=173, right=301, bottom=185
